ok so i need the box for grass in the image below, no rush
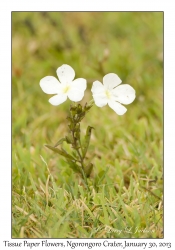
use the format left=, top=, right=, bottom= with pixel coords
left=12, top=12, right=163, bottom=238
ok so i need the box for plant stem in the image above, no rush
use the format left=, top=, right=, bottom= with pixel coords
left=70, top=117, right=90, bottom=190
left=67, top=102, right=95, bottom=190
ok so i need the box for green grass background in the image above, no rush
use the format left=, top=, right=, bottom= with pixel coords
left=12, top=12, right=163, bottom=238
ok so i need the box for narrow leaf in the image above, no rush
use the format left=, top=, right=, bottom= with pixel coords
left=82, top=126, right=94, bottom=158
left=45, top=145, right=75, bottom=161
left=54, top=138, right=66, bottom=147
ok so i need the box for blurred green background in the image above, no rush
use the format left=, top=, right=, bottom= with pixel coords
left=12, top=12, right=163, bottom=238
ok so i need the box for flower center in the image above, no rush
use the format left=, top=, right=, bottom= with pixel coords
left=105, top=90, right=112, bottom=99
left=62, top=84, right=70, bottom=94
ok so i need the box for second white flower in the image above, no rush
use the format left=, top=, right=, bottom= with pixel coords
left=91, top=73, right=136, bottom=115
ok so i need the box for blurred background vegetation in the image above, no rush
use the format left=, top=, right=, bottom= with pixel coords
left=12, top=12, right=163, bottom=238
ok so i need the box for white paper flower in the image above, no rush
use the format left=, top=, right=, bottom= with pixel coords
left=40, top=64, right=87, bottom=106
left=91, top=73, right=136, bottom=115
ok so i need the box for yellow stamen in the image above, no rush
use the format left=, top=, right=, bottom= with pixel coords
left=105, top=90, right=111, bottom=99
left=63, top=85, right=70, bottom=94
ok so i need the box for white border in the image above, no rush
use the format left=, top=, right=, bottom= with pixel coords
left=0, top=0, right=175, bottom=248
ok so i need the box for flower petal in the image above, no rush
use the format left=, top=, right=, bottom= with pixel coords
left=108, top=100, right=127, bottom=115
left=112, top=84, right=136, bottom=105
left=67, top=89, right=85, bottom=102
left=71, top=78, right=87, bottom=91
left=40, top=76, right=61, bottom=94
left=92, top=94, right=108, bottom=107
left=56, top=64, right=75, bottom=83
left=91, top=80, right=105, bottom=94
left=49, top=94, right=67, bottom=106
left=91, top=81, right=107, bottom=107
left=103, top=73, right=122, bottom=90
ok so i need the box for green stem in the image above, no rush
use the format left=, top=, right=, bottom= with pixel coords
left=68, top=102, right=95, bottom=191
left=71, top=127, right=90, bottom=191
left=78, top=131, right=83, bottom=157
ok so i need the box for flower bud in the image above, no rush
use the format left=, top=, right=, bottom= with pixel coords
left=85, top=163, right=93, bottom=177
left=77, top=104, right=82, bottom=114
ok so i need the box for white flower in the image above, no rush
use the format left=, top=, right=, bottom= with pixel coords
left=91, top=73, right=136, bottom=115
left=40, top=64, right=87, bottom=106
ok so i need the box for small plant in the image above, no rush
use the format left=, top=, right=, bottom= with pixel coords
left=40, top=64, right=136, bottom=189
left=45, top=102, right=94, bottom=191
